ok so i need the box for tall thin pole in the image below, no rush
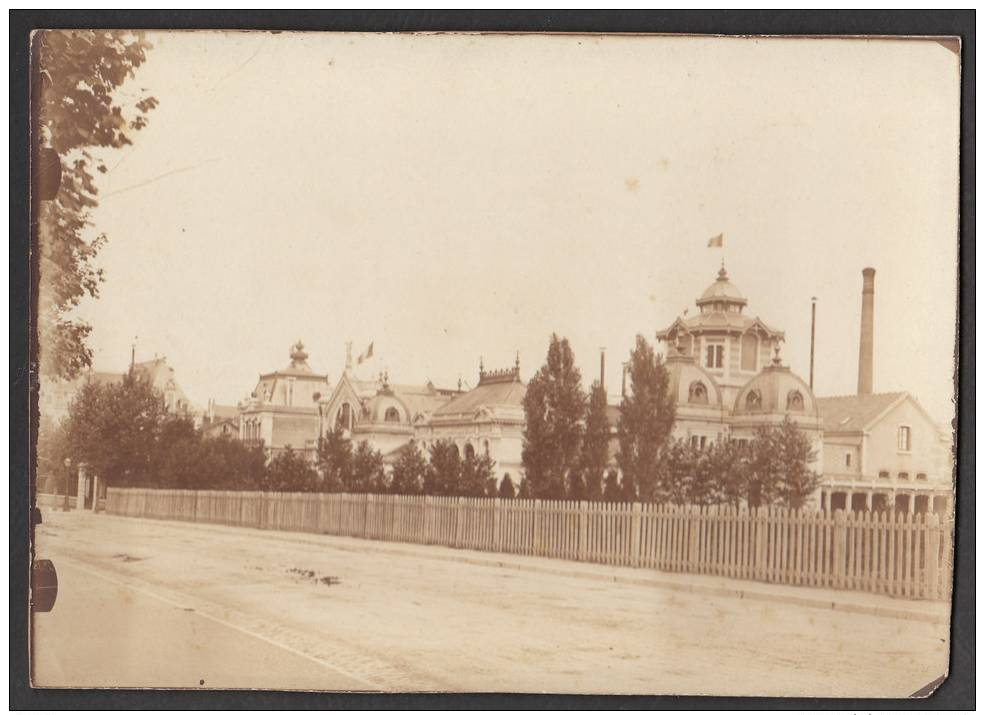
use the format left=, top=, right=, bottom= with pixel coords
left=599, top=348, right=606, bottom=391
left=809, top=297, right=817, bottom=390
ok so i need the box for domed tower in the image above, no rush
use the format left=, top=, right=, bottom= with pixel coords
left=731, top=346, right=824, bottom=503
left=656, top=266, right=785, bottom=406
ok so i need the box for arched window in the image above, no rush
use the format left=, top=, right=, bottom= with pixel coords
left=337, top=402, right=353, bottom=431
left=384, top=406, right=401, bottom=423
left=745, top=390, right=762, bottom=410
left=483, top=439, right=490, bottom=455
left=688, top=381, right=709, bottom=405
left=786, top=390, right=804, bottom=411
left=464, top=443, right=476, bottom=460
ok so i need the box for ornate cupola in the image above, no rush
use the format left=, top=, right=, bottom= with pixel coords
left=696, top=266, right=748, bottom=313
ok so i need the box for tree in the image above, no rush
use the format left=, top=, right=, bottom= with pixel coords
left=61, top=372, right=169, bottom=486
left=263, top=447, right=317, bottom=493
left=617, top=335, right=676, bottom=502
left=389, top=442, right=426, bottom=495
left=744, top=425, right=782, bottom=508
left=771, top=418, right=822, bottom=509
left=703, top=438, right=747, bottom=508
left=602, top=469, right=622, bottom=502
left=347, top=441, right=387, bottom=493
left=155, top=416, right=201, bottom=489
left=460, top=451, right=496, bottom=497
left=316, top=426, right=352, bottom=492
left=497, top=475, right=516, bottom=499
left=36, top=31, right=159, bottom=379
left=424, top=440, right=461, bottom=496
left=579, top=381, right=610, bottom=501
left=521, top=334, right=586, bottom=499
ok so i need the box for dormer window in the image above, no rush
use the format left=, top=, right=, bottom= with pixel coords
left=745, top=390, right=762, bottom=410
left=688, top=381, right=709, bottom=405
left=786, top=390, right=804, bottom=411
left=384, top=406, right=401, bottom=423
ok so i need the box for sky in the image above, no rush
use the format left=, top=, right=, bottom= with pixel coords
left=66, top=32, right=960, bottom=424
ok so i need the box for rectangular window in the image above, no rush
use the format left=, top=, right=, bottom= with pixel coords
left=844, top=452, right=852, bottom=468
left=705, top=344, right=724, bottom=369
left=916, top=473, right=928, bottom=481
left=898, top=425, right=911, bottom=452
left=878, top=470, right=889, bottom=479
left=898, top=472, right=909, bottom=481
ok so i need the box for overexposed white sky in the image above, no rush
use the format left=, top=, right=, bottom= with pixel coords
left=70, top=32, right=959, bottom=424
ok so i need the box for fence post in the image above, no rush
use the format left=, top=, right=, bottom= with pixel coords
left=630, top=502, right=642, bottom=567
left=455, top=496, right=465, bottom=548
left=754, top=506, right=766, bottom=579
left=833, top=508, right=846, bottom=587
left=362, top=493, right=371, bottom=538
left=532, top=499, right=543, bottom=556
left=926, top=512, right=940, bottom=600
left=578, top=501, right=588, bottom=562
left=687, top=504, right=700, bottom=572
left=493, top=498, right=502, bottom=551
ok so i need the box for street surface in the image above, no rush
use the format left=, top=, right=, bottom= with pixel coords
left=32, top=510, right=950, bottom=695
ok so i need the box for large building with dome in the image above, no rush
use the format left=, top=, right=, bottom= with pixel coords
left=655, top=266, right=825, bottom=507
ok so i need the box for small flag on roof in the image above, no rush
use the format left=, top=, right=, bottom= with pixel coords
left=357, top=341, right=374, bottom=365
left=707, top=233, right=724, bottom=248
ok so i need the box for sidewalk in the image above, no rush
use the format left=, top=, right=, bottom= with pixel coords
left=90, top=510, right=950, bottom=625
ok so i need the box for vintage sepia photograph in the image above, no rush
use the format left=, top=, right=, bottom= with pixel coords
left=28, top=29, right=960, bottom=698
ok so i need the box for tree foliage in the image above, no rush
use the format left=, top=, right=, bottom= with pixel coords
left=389, top=442, right=427, bottom=495
left=36, top=30, right=158, bottom=378
left=262, top=447, right=318, bottom=493
left=616, top=335, right=676, bottom=501
left=579, top=380, right=610, bottom=501
left=521, top=334, right=586, bottom=499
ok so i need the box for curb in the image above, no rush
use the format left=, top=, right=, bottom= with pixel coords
left=91, top=511, right=948, bottom=625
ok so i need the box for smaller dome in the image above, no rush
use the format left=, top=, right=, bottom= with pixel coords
left=696, top=267, right=747, bottom=308
left=733, top=356, right=818, bottom=418
left=665, top=351, right=723, bottom=408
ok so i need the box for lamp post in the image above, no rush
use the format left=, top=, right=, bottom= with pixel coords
left=63, top=457, right=72, bottom=512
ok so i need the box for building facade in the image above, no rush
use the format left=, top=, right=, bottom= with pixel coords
left=413, top=359, right=527, bottom=488
left=317, top=364, right=461, bottom=459
left=239, top=341, right=328, bottom=459
left=816, top=392, right=953, bottom=515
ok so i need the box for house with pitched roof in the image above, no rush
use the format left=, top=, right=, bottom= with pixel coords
left=815, top=392, right=953, bottom=514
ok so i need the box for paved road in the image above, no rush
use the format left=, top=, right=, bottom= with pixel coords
left=32, top=560, right=373, bottom=690
left=32, top=510, right=949, bottom=695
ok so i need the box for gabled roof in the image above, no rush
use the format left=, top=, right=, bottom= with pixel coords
left=816, top=392, right=906, bottom=432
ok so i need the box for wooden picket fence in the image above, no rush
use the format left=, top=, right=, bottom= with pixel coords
left=105, top=488, right=953, bottom=601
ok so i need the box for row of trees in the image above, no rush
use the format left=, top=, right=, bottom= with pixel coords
left=521, top=334, right=822, bottom=509
left=41, top=336, right=819, bottom=509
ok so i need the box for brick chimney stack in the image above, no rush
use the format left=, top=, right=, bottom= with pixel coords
left=857, top=267, right=876, bottom=395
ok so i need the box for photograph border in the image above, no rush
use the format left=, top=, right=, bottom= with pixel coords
left=10, top=9, right=974, bottom=710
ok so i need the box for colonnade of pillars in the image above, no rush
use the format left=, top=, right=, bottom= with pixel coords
left=820, top=489, right=952, bottom=515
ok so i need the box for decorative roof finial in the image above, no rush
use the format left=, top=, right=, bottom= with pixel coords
left=515, top=350, right=520, bottom=372
left=479, top=356, right=485, bottom=378
left=344, top=341, right=353, bottom=371
left=290, top=340, right=309, bottom=367
left=773, top=341, right=782, bottom=366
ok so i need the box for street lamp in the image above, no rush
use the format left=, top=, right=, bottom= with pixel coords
left=63, top=457, right=71, bottom=512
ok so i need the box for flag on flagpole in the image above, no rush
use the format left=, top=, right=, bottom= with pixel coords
left=707, top=233, right=724, bottom=248
left=357, top=341, right=374, bottom=365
